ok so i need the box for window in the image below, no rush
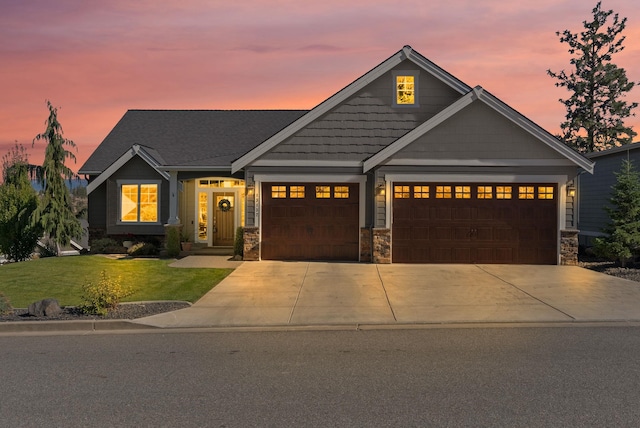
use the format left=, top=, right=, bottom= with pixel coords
left=478, top=186, right=493, bottom=199
left=436, top=186, right=452, bottom=199
left=519, top=186, right=535, bottom=199
left=316, top=186, right=331, bottom=198
left=496, top=186, right=512, bottom=199
left=414, top=186, right=429, bottom=198
left=393, top=71, right=419, bottom=107
left=538, top=186, right=554, bottom=199
left=290, top=186, right=305, bottom=198
left=120, top=183, right=159, bottom=223
left=394, top=185, right=410, bottom=199
left=271, top=186, right=287, bottom=198
left=334, top=186, right=349, bottom=198
left=455, top=186, right=471, bottom=199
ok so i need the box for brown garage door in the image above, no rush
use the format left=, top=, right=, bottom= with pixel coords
left=392, top=183, right=557, bottom=264
left=261, top=183, right=359, bottom=261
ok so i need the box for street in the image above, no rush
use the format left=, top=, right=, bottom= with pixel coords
left=2, top=326, right=640, bottom=427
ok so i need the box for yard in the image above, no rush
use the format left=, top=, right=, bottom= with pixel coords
left=0, top=255, right=233, bottom=308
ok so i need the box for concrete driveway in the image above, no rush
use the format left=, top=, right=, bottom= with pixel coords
left=135, top=260, right=640, bottom=328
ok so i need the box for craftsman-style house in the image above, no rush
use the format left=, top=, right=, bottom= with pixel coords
left=79, top=46, right=594, bottom=264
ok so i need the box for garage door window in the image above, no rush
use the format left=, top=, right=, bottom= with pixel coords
left=455, top=186, right=471, bottom=199
left=271, top=186, right=287, bottom=198
left=496, top=186, right=512, bottom=199
left=519, top=186, right=535, bottom=199
left=316, top=186, right=331, bottom=198
left=394, top=185, right=410, bottom=198
left=334, top=186, right=349, bottom=198
left=290, top=186, right=305, bottom=198
left=436, top=186, right=452, bottom=199
left=538, top=186, right=554, bottom=199
left=477, top=186, right=493, bottom=199
left=414, top=186, right=429, bottom=198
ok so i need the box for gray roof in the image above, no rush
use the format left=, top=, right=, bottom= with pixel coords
left=79, top=110, right=308, bottom=173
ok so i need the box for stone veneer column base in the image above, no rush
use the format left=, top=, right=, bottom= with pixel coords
left=360, top=228, right=372, bottom=262
left=372, top=228, right=391, bottom=264
left=243, top=227, right=260, bottom=261
left=560, top=229, right=579, bottom=265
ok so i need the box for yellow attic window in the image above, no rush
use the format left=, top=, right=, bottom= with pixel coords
left=396, top=75, right=415, bottom=105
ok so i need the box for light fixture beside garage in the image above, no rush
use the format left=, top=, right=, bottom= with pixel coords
left=376, top=183, right=386, bottom=196
left=567, top=185, right=576, bottom=198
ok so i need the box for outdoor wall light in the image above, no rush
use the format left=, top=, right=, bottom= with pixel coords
left=567, top=185, right=576, bottom=198
left=376, top=183, right=386, bottom=196
left=247, top=184, right=255, bottom=197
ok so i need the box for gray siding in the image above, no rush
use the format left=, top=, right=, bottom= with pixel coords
left=104, top=156, right=169, bottom=236
left=579, top=146, right=640, bottom=241
left=262, top=61, right=462, bottom=161
left=398, top=102, right=568, bottom=161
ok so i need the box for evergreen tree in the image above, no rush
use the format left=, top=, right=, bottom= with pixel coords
left=547, top=1, right=638, bottom=153
left=0, top=144, right=42, bottom=261
left=593, top=159, right=640, bottom=266
left=31, top=101, right=83, bottom=250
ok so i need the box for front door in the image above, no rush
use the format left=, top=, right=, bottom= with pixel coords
left=213, top=192, right=235, bottom=246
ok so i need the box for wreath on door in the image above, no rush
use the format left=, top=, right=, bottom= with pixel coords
left=218, top=198, right=232, bottom=212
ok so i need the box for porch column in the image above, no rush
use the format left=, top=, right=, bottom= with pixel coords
left=167, top=170, right=180, bottom=225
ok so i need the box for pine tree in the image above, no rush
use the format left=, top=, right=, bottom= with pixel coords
left=31, top=101, right=83, bottom=250
left=593, top=159, right=640, bottom=266
left=547, top=1, right=638, bottom=153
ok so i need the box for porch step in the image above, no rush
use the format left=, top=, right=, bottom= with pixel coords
left=190, top=246, right=234, bottom=256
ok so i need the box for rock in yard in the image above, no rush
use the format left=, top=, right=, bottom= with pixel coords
left=28, top=298, right=63, bottom=317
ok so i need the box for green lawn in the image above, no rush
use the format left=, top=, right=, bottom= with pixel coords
left=0, top=255, right=233, bottom=308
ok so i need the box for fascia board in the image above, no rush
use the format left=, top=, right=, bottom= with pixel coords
left=363, top=89, right=478, bottom=172
left=478, top=91, right=595, bottom=174
left=406, top=49, right=471, bottom=94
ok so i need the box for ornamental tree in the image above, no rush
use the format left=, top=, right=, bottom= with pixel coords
left=31, top=101, right=83, bottom=250
left=593, top=159, right=640, bottom=266
left=547, top=1, right=638, bottom=153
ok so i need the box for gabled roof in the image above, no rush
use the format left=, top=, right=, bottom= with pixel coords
left=585, top=141, right=640, bottom=159
left=86, top=144, right=169, bottom=194
left=231, top=45, right=472, bottom=173
left=79, top=110, right=307, bottom=174
left=363, top=86, right=595, bottom=174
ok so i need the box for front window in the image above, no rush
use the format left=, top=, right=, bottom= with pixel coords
left=120, top=183, right=159, bottom=223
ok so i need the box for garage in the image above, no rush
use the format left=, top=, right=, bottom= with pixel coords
left=261, top=183, right=360, bottom=261
left=392, top=183, right=558, bottom=264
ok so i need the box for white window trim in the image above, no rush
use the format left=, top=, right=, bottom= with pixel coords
left=117, top=179, right=162, bottom=225
left=392, top=70, right=420, bottom=108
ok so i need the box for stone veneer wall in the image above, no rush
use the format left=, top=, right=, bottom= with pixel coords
left=560, top=229, right=579, bottom=265
left=372, top=228, right=391, bottom=264
left=360, top=228, right=372, bottom=262
left=243, top=227, right=260, bottom=261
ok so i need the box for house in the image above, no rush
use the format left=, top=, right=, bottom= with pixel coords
left=79, top=45, right=594, bottom=265
left=577, top=142, right=640, bottom=248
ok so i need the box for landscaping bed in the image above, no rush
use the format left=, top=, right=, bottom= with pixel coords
left=0, top=301, right=191, bottom=322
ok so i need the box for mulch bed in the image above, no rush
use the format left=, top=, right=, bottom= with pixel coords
left=0, top=301, right=191, bottom=322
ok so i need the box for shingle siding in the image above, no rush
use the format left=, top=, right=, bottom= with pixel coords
left=262, top=61, right=462, bottom=161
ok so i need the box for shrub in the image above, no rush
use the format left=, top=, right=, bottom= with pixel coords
left=0, top=292, right=13, bottom=315
left=234, top=227, right=244, bottom=256
left=128, top=242, right=158, bottom=257
left=79, top=270, right=133, bottom=315
left=166, top=226, right=181, bottom=258
left=90, top=238, right=122, bottom=254
left=0, top=178, right=42, bottom=262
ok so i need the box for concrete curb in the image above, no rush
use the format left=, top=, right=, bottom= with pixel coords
left=0, top=319, right=158, bottom=334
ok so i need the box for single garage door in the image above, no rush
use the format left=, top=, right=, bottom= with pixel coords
left=392, top=183, right=557, bottom=264
left=261, top=183, right=360, bottom=261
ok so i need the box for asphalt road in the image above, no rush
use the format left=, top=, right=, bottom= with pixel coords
left=2, top=326, right=640, bottom=427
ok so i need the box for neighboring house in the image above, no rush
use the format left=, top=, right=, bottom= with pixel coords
left=578, top=142, right=640, bottom=248
left=79, top=45, right=594, bottom=265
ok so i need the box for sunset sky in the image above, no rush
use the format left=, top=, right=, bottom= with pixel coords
left=1, top=0, right=639, bottom=173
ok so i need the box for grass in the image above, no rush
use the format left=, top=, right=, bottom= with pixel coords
left=0, top=255, right=233, bottom=308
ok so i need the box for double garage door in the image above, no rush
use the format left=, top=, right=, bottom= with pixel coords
left=261, top=183, right=359, bottom=261
left=392, top=183, right=558, bottom=264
